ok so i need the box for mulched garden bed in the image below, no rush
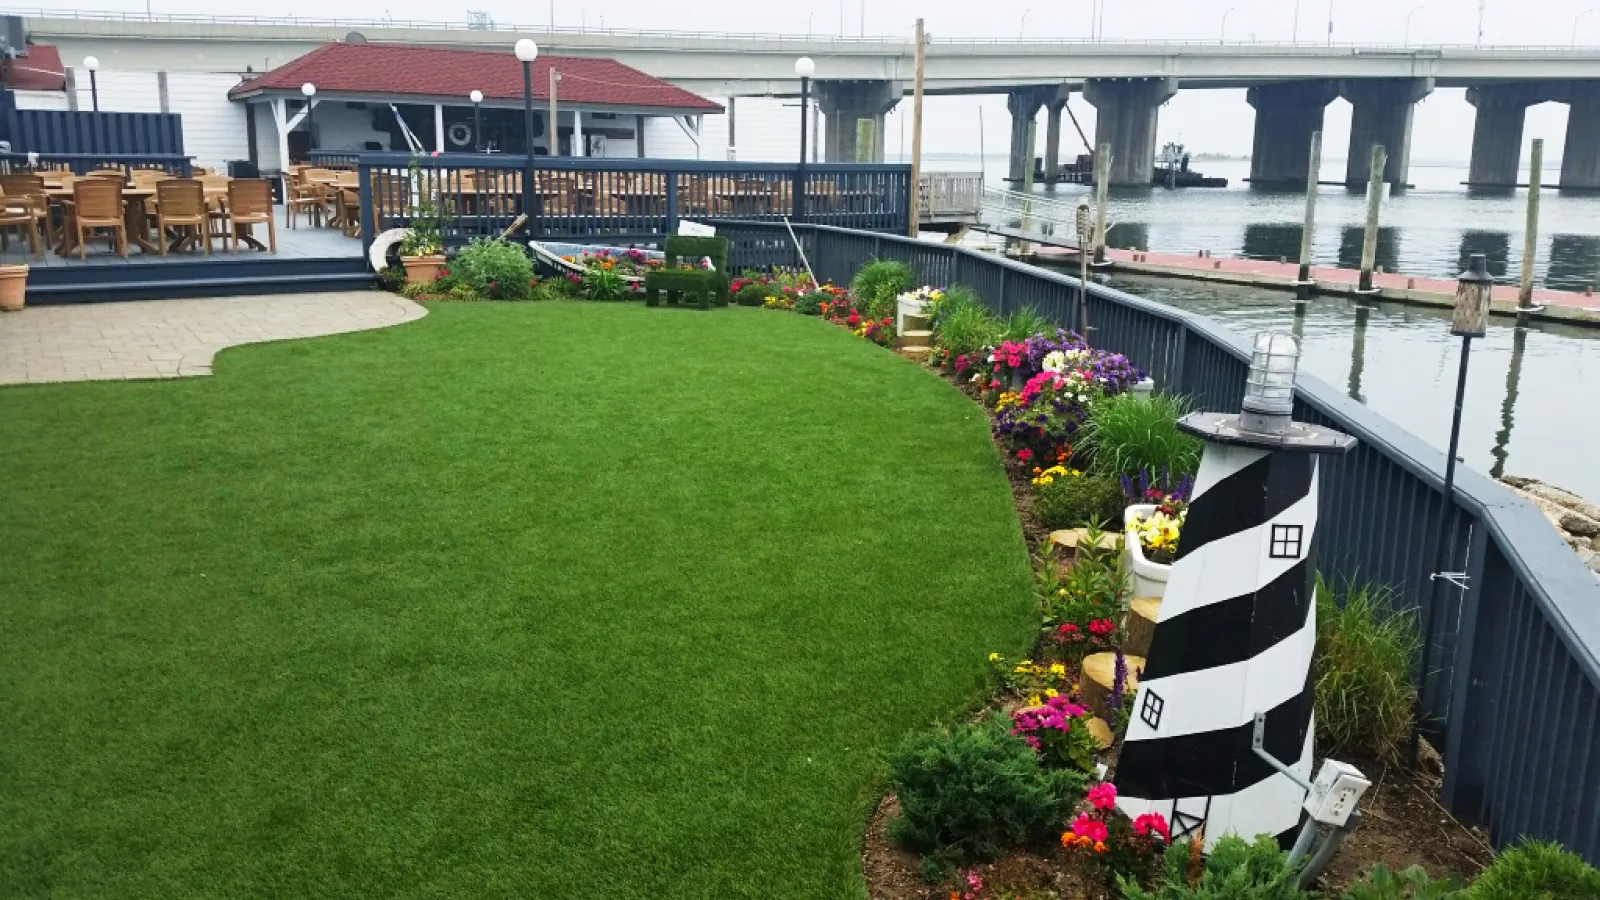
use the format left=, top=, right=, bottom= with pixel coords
left=868, top=350, right=1493, bottom=899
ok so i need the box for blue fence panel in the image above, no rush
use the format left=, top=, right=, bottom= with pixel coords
left=4, top=107, right=184, bottom=156
left=0, top=151, right=193, bottom=176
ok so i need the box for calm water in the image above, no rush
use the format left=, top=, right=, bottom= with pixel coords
left=950, top=156, right=1600, bottom=292
left=1094, top=274, right=1600, bottom=502
left=934, top=155, right=1600, bottom=499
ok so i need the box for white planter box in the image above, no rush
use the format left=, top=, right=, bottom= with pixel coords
left=1124, top=503, right=1171, bottom=599
left=896, top=293, right=929, bottom=336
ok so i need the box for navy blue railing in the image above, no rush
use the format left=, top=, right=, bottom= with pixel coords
left=355, top=152, right=911, bottom=252
left=0, top=151, right=194, bottom=176
left=710, top=219, right=1600, bottom=865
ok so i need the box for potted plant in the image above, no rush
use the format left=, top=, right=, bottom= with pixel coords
left=398, top=157, right=447, bottom=285
left=0, top=263, right=27, bottom=312
left=1124, top=501, right=1185, bottom=599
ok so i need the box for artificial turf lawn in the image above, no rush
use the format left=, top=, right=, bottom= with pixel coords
left=0, top=301, right=1036, bottom=898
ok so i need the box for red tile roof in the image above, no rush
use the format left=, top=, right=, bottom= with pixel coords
left=228, top=42, right=720, bottom=112
left=4, top=43, right=66, bottom=92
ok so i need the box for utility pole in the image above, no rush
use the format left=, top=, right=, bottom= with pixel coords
left=908, top=17, right=926, bottom=237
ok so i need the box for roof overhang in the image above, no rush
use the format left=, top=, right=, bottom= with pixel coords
left=231, top=86, right=719, bottom=118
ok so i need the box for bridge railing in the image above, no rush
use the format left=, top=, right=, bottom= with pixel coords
left=355, top=152, right=910, bottom=251
left=710, top=218, right=1600, bottom=865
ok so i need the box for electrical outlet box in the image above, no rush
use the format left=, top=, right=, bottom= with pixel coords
left=1304, top=760, right=1370, bottom=827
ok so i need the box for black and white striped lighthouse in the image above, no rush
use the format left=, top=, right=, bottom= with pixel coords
left=1115, top=332, right=1356, bottom=849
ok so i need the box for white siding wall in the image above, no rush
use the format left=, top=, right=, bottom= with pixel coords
left=13, top=90, right=70, bottom=111
left=67, top=67, right=162, bottom=113
left=639, top=97, right=813, bottom=163
left=253, top=102, right=280, bottom=173
left=166, top=72, right=252, bottom=170
left=311, top=102, right=393, bottom=155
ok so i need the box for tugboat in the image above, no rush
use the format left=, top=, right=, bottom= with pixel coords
left=1153, top=142, right=1228, bottom=188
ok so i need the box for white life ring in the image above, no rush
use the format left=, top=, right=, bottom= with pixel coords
left=447, top=122, right=474, bottom=148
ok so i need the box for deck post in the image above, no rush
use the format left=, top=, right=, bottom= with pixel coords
left=1357, top=143, right=1386, bottom=294
left=1517, top=138, right=1543, bottom=322
left=665, top=170, right=679, bottom=235
left=358, top=161, right=375, bottom=259
left=1296, top=130, right=1322, bottom=302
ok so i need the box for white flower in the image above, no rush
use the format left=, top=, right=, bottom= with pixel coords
left=1041, top=350, right=1067, bottom=373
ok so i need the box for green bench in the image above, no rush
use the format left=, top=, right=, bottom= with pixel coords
left=644, top=235, right=730, bottom=310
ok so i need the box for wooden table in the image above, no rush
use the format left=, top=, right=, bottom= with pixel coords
left=47, top=185, right=232, bottom=255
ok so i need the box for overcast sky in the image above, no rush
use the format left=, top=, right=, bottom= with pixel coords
left=53, top=0, right=1597, bottom=161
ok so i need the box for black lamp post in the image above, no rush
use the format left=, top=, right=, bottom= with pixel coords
left=794, top=56, right=814, bottom=221
left=83, top=56, right=100, bottom=112
left=470, top=90, right=484, bottom=152
left=515, top=38, right=539, bottom=236
left=301, top=82, right=317, bottom=154
left=1409, top=252, right=1494, bottom=770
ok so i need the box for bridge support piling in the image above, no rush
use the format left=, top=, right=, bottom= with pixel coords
left=1466, top=84, right=1552, bottom=187
left=1341, top=78, right=1433, bottom=188
left=1560, top=81, right=1600, bottom=190
left=1083, top=78, right=1178, bottom=186
left=1006, top=87, right=1052, bottom=182
left=1044, top=98, right=1065, bottom=181
left=814, top=80, right=900, bottom=163
left=1246, top=80, right=1337, bottom=186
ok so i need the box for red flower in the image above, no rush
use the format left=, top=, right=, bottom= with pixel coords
left=1133, top=813, right=1171, bottom=842
left=1017, top=448, right=1034, bottom=462
left=1088, top=618, right=1115, bottom=636
left=1059, top=623, right=1079, bottom=633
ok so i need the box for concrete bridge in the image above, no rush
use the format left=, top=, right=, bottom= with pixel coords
left=22, top=11, right=1600, bottom=189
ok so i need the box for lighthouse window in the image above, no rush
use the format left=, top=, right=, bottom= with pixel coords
left=1140, top=690, right=1164, bottom=729
left=1269, top=524, right=1304, bottom=559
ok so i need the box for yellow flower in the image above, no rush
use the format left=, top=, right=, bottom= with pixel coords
left=988, top=652, right=1001, bottom=662
left=1049, top=663, right=1066, bottom=675
left=1028, top=694, right=1041, bottom=706
left=1045, top=688, right=1060, bottom=698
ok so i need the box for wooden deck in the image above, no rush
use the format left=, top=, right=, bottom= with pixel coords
left=3, top=224, right=362, bottom=269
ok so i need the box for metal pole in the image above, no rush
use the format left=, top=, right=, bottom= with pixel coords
left=307, top=101, right=316, bottom=149
left=797, top=75, right=809, bottom=221
left=1092, top=142, right=1110, bottom=264
left=1477, top=0, right=1486, bottom=47
left=548, top=68, right=561, bottom=157
left=523, top=60, right=536, bottom=238
left=1357, top=143, right=1386, bottom=293
left=473, top=101, right=481, bottom=152
left=1410, top=333, right=1473, bottom=768
left=90, top=71, right=99, bottom=112
left=1517, top=138, right=1543, bottom=322
left=1297, top=131, right=1322, bottom=302
left=1019, top=119, right=1036, bottom=255
left=908, top=18, right=925, bottom=238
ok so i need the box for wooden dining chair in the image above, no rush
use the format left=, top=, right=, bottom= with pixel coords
left=225, top=179, right=275, bottom=252
left=155, top=179, right=209, bottom=255
left=0, top=186, right=43, bottom=258
left=0, top=174, right=52, bottom=246
left=65, top=178, right=128, bottom=258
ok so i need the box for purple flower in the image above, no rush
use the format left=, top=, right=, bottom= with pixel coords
left=1111, top=650, right=1128, bottom=711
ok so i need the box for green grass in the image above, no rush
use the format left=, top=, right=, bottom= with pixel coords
left=0, top=301, right=1035, bottom=899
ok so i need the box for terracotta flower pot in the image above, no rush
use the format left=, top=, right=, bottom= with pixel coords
left=401, top=254, right=446, bottom=285
left=0, top=264, right=28, bottom=312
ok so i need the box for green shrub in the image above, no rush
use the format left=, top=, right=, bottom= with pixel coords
left=1463, top=840, right=1600, bottom=900
left=735, top=281, right=781, bottom=307
left=450, top=237, right=535, bottom=300
left=887, top=716, right=1085, bottom=877
left=794, top=292, right=828, bottom=316
left=851, top=259, right=916, bottom=319
left=936, top=300, right=1004, bottom=358
left=926, top=284, right=983, bottom=332
left=1119, top=834, right=1307, bottom=900
left=1034, top=471, right=1126, bottom=531
left=1342, top=864, right=1463, bottom=900
left=1004, top=306, right=1052, bottom=341
left=1081, top=393, right=1203, bottom=480
left=1314, top=575, right=1418, bottom=764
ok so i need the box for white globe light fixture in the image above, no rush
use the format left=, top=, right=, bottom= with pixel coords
left=514, top=38, right=539, bottom=62
left=469, top=89, right=484, bottom=104
left=83, top=56, right=102, bottom=112
left=793, top=56, right=815, bottom=77
left=300, top=82, right=316, bottom=98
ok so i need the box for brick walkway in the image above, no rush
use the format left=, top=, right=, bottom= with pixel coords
left=0, top=293, right=425, bottom=385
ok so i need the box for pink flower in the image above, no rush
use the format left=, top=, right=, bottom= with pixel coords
left=1088, top=782, right=1117, bottom=810
left=1068, top=813, right=1108, bottom=843
left=1133, top=812, right=1171, bottom=842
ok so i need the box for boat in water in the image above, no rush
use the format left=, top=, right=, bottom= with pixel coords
left=1153, top=142, right=1228, bottom=188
